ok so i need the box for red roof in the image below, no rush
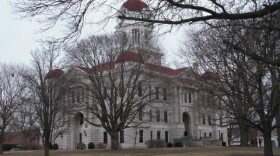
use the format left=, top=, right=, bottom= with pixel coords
left=116, top=51, right=142, bottom=63
left=146, top=63, right=188, bottom=76
left=122, top=0, right=148, bottom=12
left=201, top=71, right=219, bottom=80
left=77, top=51, right=187, bottom=76
left=45, top=69, right=64, bottom=79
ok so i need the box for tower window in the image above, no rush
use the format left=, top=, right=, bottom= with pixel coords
left=132, top=29, right=140, bottom=43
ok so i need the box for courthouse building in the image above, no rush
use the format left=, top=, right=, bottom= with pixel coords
left=52, top=0, right=228, bottom=149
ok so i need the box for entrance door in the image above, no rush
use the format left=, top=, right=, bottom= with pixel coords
left=183, top=112, right=190, bottom=136
left=79, top=133, right=82, bottom=143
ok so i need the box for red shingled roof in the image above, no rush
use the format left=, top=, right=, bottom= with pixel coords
left=76, top=51, right=187, bottom=76
left=122, top=0, right=148, bottom=12
left=45, top=69, right=64, bottom=79
left=146, top=63, right=188, bottom=76
left=116, top=51, right=142, bottom=63
left=201, top=71, right=219, bottom=80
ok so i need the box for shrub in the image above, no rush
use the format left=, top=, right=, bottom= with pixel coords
left=77, top=143, right=86, bottom=150
left=52, top=143, right=58, bottom=150
left=167, top=143, right=173, bottom=147
left=88, top=142, right=95, bottom=149
left=174, top=142, right=183, bottom=147
left=145, top=140, right=166, bottom=148
left=222, top=141, right=226, bottom=146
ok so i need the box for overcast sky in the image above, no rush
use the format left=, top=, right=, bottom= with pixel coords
left=0, top=0, right=185, bottom=66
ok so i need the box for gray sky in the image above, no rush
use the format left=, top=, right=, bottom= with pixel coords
left=0, top=0, right=184, bottom=66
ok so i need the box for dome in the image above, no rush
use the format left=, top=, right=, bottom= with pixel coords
left=45, top=69, right=64, bottom=79
left=121, top=0, right=148, bottom=12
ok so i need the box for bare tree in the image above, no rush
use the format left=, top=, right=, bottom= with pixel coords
left=22, top=43, right=71, bottom=156
left=10, top=94, right=39, bottom=150
left=0, top=63, right=26, bottom=154
left=187, top=18, right=280, bottom=156
left=13, top=0, right=280, bottom=43
left=66, top=34, right=159, bottom=150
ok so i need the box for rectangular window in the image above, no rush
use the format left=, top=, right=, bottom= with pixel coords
left=208, top=115, right=211, bottom=125
left=150, top=131, right=153, bottom=140
left=204, top=132, right=206, bottom=138
left=72, top=92, right=75, bottom=103
left=103, top=132, right=108, bottom=144
left=184, top=93, right=187, bottom=103
left=202, top=115, right=206, bottom=125
left=149, top=86, right=152, bottom=101
left=221, top=133, right=224, bottom=141
left=163, top=88, right=167, bottom=101
left=155, top=87, right=159, bottom=100
left=138, top=83, right=142, bottom=97
left=164, top=111, right=168, bottom=123
left=156, top=110, right=160, bottom=122
left=119, top=86, right=124, bottom=97
left=77, top=91, right=81, bottom=103
left=150, top=110, right=152, bottom=122
left=219, top=115, right=223, bottom=126
left=132, top=29, right=140, bottom=43
left=120, top=130, right=124, bottom=143
left=157, top=131, right=161, bottom=140
left=165, top=131, right=169, bottom=143
left=189, top=92, right=192, bottom=103
left=81, top=88, right=84, bottom=102
left=103, top=86, right=107, bottom=99
left=209, top=133, right=212, bottom=137
left=139, top=108, right=143, bottom=121
left=139, top=130, right=143, bottom=143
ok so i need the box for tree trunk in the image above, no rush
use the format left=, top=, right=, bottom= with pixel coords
left=239, top=126, right=249, bottom=147
left=0, top=130, right=5, bottom=155
left=44, top=145, right=49, bottom=156
left=110, top=131, right=119, bottom=150
left=263, top=131, right=273, bottom=156
left=275, top=113, right=280, bottom=147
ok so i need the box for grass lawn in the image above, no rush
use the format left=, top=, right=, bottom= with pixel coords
left=3, top=147, right=280, bottom=156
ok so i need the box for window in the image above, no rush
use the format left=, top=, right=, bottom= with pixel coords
left=165, top=131, right=169, bottom=143
left=157, top=131, right=161, bottom=140
left=138, top=83, right=142, bottom=97
left=119, top=86, right=124, bottom=97
left=202, top=115, right=206, bottom=125
left=155, top=87, right=159, bottom=100
left=156, top=110, right=160, bottom=122
left=150, top=131, right=153, bottom=140
left=132, top=29, right=140, bottom=43
left=149, top=86, right=152, bottom=101
left=103, top=132, right=108, bottom=144
left=163, top=88, right=167, bottom=101
left=208, top=115, right=211, bottom=125
left=204, top=132, right=206, bottom=138
left=219, top=115, right=223, bottom=126
left=120, top=130, right=124, bottom=143
left=150, top=110, right=152, bottom=122
left=139, top=130, right=143, bottom=143
left=164, top=111, right=168, bottom=123
left=184, top=93, right=187, bottom=103
left=139, top=108, right=143, bottom=121
left=80, top=88, right=84, bottom=102
left=103, top=86, right=107, bottom=99
left=79, top=113, right=84, bottom=125
left=209, top=133, right=212, bottom=137
left=72, top=92, right=75, bottom=103
left=189, top=92, right=192, bottom=103
left=77, top=91, right=81, bottom=103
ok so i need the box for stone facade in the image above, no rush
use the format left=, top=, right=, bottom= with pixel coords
left=55, top=0, right=228, bottom=149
